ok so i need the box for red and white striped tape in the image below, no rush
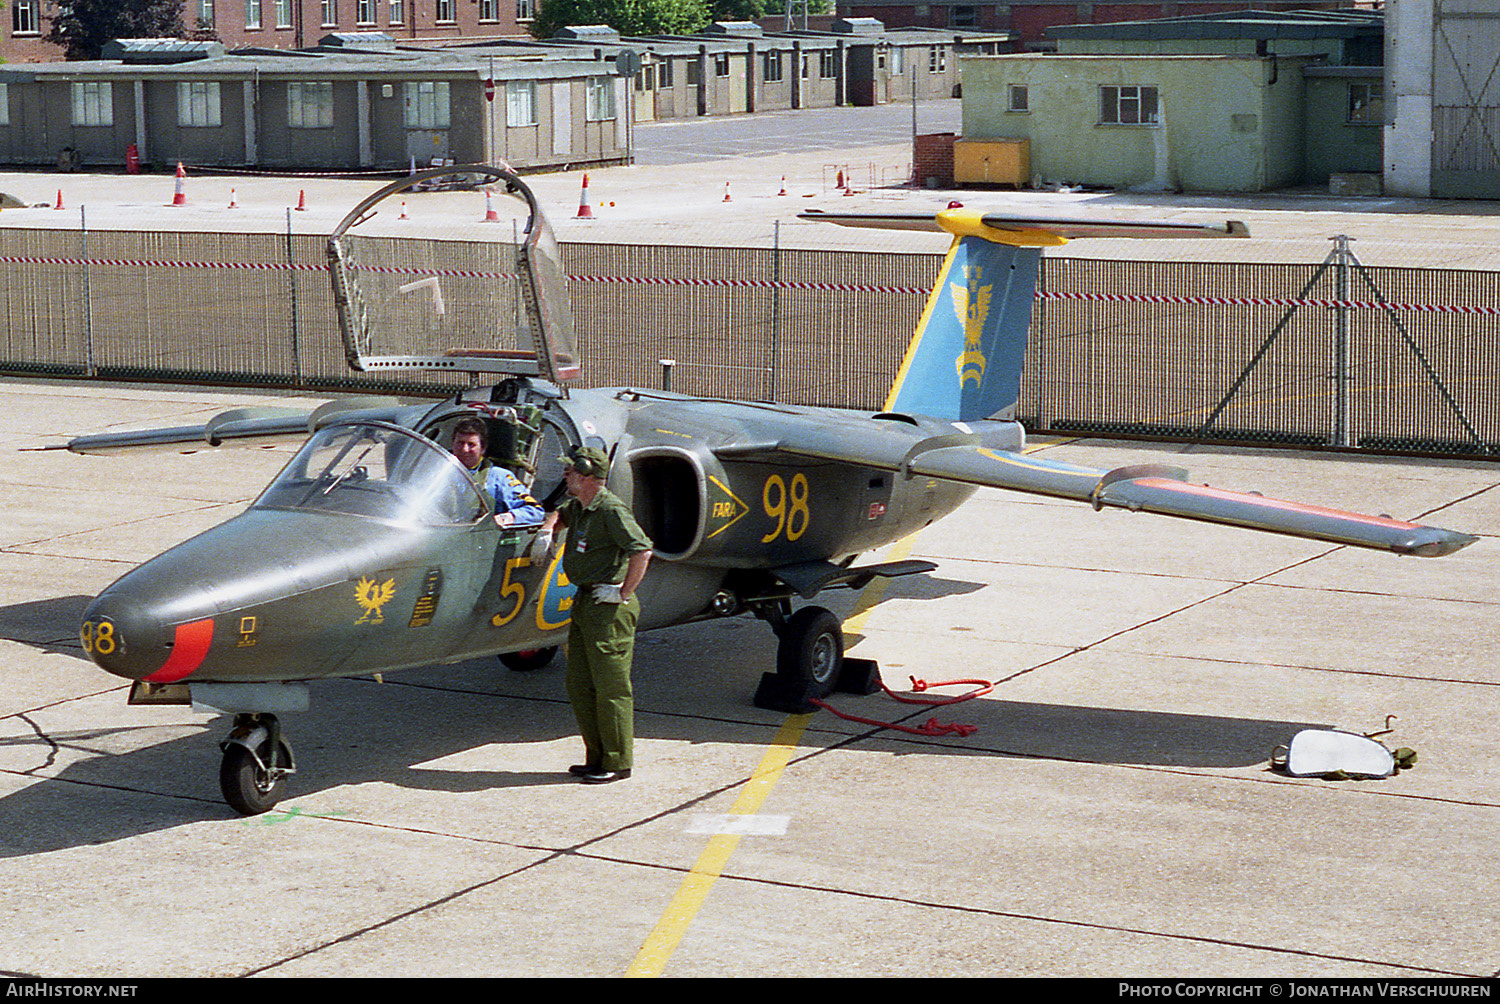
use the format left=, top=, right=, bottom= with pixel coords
left=0, top=253, right=1494, bottom=314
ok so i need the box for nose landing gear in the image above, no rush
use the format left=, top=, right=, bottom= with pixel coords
left=220, top=713, right=296, bottom=816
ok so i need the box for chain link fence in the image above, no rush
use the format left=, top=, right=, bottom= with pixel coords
left=1, top=226, right=1496, bottom=457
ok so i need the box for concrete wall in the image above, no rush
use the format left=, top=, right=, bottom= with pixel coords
left=1304, top=71, right=1384, bottom=182
left=962, top=53, right=1314, bottom=191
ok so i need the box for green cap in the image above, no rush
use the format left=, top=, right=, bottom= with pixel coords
left=561, top=445, right=610, bottom=479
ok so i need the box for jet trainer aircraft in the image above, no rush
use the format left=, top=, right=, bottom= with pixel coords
left=65, top=165, right=1475, bottom=815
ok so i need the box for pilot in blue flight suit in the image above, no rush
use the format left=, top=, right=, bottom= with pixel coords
left=449, top=418, right=544, bottom=527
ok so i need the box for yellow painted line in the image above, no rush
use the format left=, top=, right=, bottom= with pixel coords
left=624, top=713, right=811, bottom=978
left=626, top=532, right=920, bottom=978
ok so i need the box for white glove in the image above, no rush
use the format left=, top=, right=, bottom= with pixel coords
left=527, top=529, right=553, bottom=561
left=591, top=583, right=623, bottom=604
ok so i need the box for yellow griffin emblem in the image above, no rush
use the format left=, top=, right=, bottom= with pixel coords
left=951, top=265, right=993, bottom=388
left=354, top=576, right=397, bottom=624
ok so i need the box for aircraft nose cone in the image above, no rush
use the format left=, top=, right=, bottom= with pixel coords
left=80, top=594, right=210, bottom=682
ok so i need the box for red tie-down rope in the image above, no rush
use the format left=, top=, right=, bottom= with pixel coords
left=809, top=676, right=993, bottom=737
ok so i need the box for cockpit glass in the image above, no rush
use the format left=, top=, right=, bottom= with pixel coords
left=254, top=422, right=488, bottom=526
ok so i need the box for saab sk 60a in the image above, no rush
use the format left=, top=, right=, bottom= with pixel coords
left=64, top=166, right=1476, bottom=815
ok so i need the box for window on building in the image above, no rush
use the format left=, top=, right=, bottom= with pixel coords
left=198, top=0, right=216, bottom=27
left=686, top=59, right=700, bottom=86
left=714, top=53, right=730, bottom=77
left=276, top=0, right=293, bottom=27
left=1100, top=85, right=1158, bottom=125
left=819, top=50, right=837, bottom=78
left=762, top=52, right=783, bottom=83
left=1007, top=83, right=1028, bottom=112
left=0, top=83, right=9, bottom=127
left=177, top=82, right=222, bottom=127
left=479, top=0, right=498, bottom=19
left=951, top=5, right=975, bottom=26
left=516, top=0, right=534, bottom=18
left=321, top=0, right=336, bottom=27
left=658, top=59, right=673, bottom=88
left=436, top=0, right=455, bottom=22
left=890, top=47, right=904, bottom=75
left=72, top=83, right=113, bottom=126
left=1348, top=82, right=1384, bottom=124
left=506, top=80, right=536, bottom=126
left=405, top=81, right=450, bottom=129
left=586, top=77, right=616, bottom=120
left=289, top=82, right=335, bottom=128
left=389, top=0, right=405, bottom=22
left=358, top=0, right=376, bottom=23
left=11, top=0, right=41, bottom=34
left=929, top=46, right=949, bottom=72
left=801, top=52, right=810, bottom=78
left=246, top=0, right=263, bottom=28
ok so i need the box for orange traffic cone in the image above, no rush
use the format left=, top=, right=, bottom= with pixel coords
left=294, top=189, right=307, bottom=212
left=53, top=189, right=64, bottom=210
left=723, top=181, right=733, bottom=202
left=777, top=175, right=788, bottom=196
left=228, top=188, right=238, bottom=209
left=399, top=200, right=408, bottom=220
left=482, top=188, right=500, bottom=222
left=575, top=174, right=595, bottom=219
left=171, top=162, right=187, bottom=206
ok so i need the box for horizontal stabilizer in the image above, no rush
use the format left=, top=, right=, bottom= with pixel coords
left=801, top=209, right=1248, bottom=243
left=905, top=445, right=1476, bottom=557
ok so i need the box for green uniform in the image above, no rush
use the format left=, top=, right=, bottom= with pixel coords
left=558, top=487, right=652, bottom=773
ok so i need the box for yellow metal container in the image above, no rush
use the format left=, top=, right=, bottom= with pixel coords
left=953, top=138, right=1030, bottom=186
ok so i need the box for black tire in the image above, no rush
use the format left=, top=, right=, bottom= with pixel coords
left=220, top=738, right=292, bottom=816
left=499, top=646, right=558, bottom=672
left=776, top=606, right=844, bottom=698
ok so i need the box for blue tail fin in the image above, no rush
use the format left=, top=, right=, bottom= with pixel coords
left=805, top=206, right=1244, bottom=420
left=884, top=233, right=1039, bottom=423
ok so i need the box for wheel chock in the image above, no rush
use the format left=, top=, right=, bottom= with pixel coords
left=836, top=657, right=881, bottom=696
left=753, top=672, right=820, bottom=714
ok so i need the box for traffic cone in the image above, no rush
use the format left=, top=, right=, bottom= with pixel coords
left=171, top=162, right=187, bottom=206
left=777, top=175, right=788, bottom=196
left=53, top=189, right=63, bottom=210
left=399, top=201, right=408, bottom=220
left=482, top=188, right=500, bottom=222
left=294, top=189, right=307, bottom=212
left=228, top=188, right=238, bottom=209
left=835, top=169, right=844, bottom=191
left=722, top=181, right=732, bottom=202
left=575, top=174, right=594, bottom=219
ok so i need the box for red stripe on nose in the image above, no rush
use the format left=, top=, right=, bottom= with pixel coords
left=144, top=619, right=215, bottom=683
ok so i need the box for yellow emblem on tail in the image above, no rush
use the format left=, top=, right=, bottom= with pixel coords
left=952, top=265, right=993, bottom=388
left=354, top=576, right=397, bottom=624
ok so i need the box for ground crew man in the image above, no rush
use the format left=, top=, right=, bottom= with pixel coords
left=533, top=446, right=652, bottom=784
left=450, top=418, right=543, bottom=527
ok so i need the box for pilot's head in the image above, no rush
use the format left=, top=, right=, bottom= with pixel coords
left=450, top=418, right=487, bottom=471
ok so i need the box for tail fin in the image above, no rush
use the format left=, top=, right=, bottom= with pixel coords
left=793, top=207, right=1249, bottom=423
left=884, top=216, right=1048, bottom=422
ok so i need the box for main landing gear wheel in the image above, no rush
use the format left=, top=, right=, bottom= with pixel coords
left=776, top=605, right=844, bottom=699
left=219, top=714, right=295, bottom=816
left=499, top=646, right=558, bottom=672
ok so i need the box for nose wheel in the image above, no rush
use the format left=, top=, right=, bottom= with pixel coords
left=219, top=714, right=296, bottom=816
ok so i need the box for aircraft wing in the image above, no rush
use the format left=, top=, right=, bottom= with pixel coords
left=723, top=430, right=1476, bottom=557
left=909, top=445, right=1476, bottom=558
left=56, top=398, right=417, bottom=455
